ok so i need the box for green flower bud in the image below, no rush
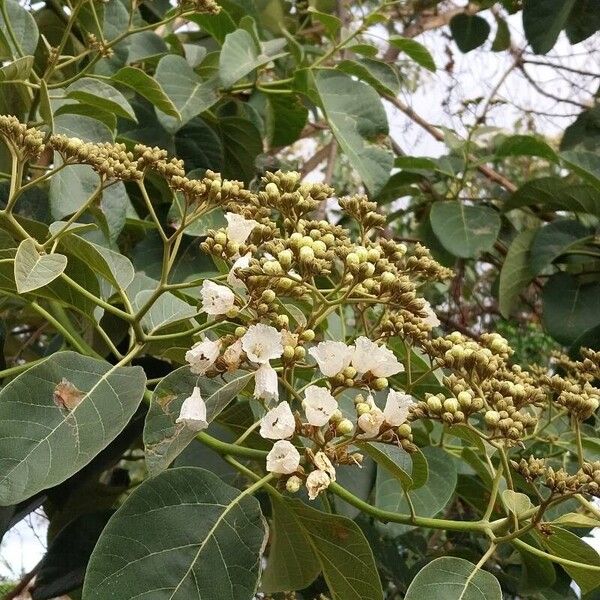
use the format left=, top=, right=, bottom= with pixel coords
left=356, top=402, right=371, bottom=415
left=443, top=398, right=459, bottom=413
left=300, top=329, right=315, bottom=342
left=286, top=475, right=302, bottom=493
left=336, top=419, right=354, bottom=435
left=294, top=346, right=306, bottom=360
left=346, top=252, right=360, bottom=266
left=283, top=345, right=295, bottom=360
left=330, top=409, right=343, bottom=423
left=261, top=289, right=276, bottom=303
left=484, top=411, right=500, bottom=426
left=427, top=396, right=443, bottom=413
left=396, top=424, right=412, bottom=438
left=373, top=377, right=388, bottom=391
left=234, top=326, right=247, bottom=338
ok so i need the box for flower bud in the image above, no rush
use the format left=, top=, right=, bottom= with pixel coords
left=396, top=423, right=412, bottom=438
left=261, top=289, right=276, bottom=303
left=346, top=252, right=360, bottom=266
left=294, top=346, right=306, bottom=360
left=343, top=366, right=357, bottom=379
left=457, top=391, right=472, bottom=408
left=283, top=345, right=295, bottom=360
left=337, top=419, right=354, bottom=435
left=427, top=396, right=443, bottom=413
left=300, top=329, right=315, bottom=342
left=485, top=411, right=500, bottom=426
left=373, top=377, right=388, bottom=391
left=214, top=231, right=227, bottom=246
left=276, top=314, right=289, bottom=328
left=286, top=475, right=302, bottom=493
left=443, top=398, right=459, bottom=413
left=356, top=402, right=371, bottom=415
left=265, top=182, right=279, bottom=200
left=234, top=326, right=247, bottom=338
left=299, top=246, right=315, bottom=264
left=277, top=249, right=293, bottom=269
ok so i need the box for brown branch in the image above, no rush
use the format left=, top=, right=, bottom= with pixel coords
left=301, top=142, right=333, bottom=177
left=1, top=563, right=40, bottom=600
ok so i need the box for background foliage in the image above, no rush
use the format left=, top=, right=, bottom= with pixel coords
left=0, top=0, right=599, bottom=598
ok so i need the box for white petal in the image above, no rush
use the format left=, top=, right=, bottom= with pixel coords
left=313, top=451, right=336, bottom=481
left=422, top=299, right=440, bottom=328
left=225, top=212, right=258, bottom=244
left=254, top=363, right=279, bottom=402
left=266, top=440, right=300, bottom=474
left=175, top=387, right=208, bottom=431
left=260, top=400, right=295, bottom=439
left=357, top=408, right=385, bottom=437
left=241, top=323, right=284, bottom=364
left=200, top=280, right=235, bottom=315
left=222, top=339, right=243, bottom=370
left=185, top=337, right=220, bottom=375
left=383, top=390, right=414, bottom=426
left=308, top=341, right=354, bottom=377
left=227, top=252, right=251, bottom=288
left=352, top=337, right=404, bottom=378
left=303, top=385, right=338, bottom=426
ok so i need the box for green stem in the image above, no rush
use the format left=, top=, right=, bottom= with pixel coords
left=512, top=538, right=600, bottom=572
left=0, top=358, right=46, bottom=380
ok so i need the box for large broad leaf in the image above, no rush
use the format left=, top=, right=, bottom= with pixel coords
left=565, top=0, right=600, bottom=44
left=219, top=29, right=283, bottom=88
left=537, top=526, right=600, bottom=595
left=49, top=226, right=135, bottom=290
left=265, top=93, right=308, bottom=148
left=154, top=55, right=219, bottom=132
left=66, top=78, right=136, bottom=122
left=495, top=135, right=557, bottom=162
left=111, top=67, right=180, bottom=118
left=522, top=0, right=576, bottom=54
left=505, top=177, right=600, bottom=217
left=376, top=446, right=456, bottom=537
left=542, top=272, right=600, bottom=346
left=498, top=229, right=536, bottom=318
left=217, top=116, right=262, bottom=183
left=14, top=238, right=67, bottom=293
left=529, top=219, right=590, bottom=274
left=0, top=0, right=39, bottom=59
left=336, top=58, right=400, bottom=96
left=310, top=70, right=392, bottom=196
left=0, top=352, right=146, bottom=505
left=430, top=202, right=501, bottom=258
left=268, top=498, right=384, bottom=600
left=261, top=497, right=321, bottom=593
left=83, top=467, right=267, bottom=600
left=449, top=14, right=491, bottom=53
left=144, top=367, right=253, bottom=474
left=0, top=55, right=33, bottom=81
left=405, top=557, right=502, bottom=600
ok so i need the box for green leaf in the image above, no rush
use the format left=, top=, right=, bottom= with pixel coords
left=498, top=229, right=536, bottom=318
left=54, top=113, right=112, bottom=142
left=376, top=446, right=457, bottom=536
left=523, top=0, right=576, bottom=54
left=111, top=67, right=180, bottom=118
left=308, top=7, right=341, bottom=38
left=261, top=497, right=321, bottom=593
left=542, top=272, right=600, bottom=346
left=14, top=238, right=67, bottom=293
left=310, top=70, right=393, bottom=196
left=83, top=468, right=267, bottom=600
left=219, top=29, right=283, bottom=89
left=0, top=0, right=39, bottom=59
left=0, top=352, right=146, bottom=505
left=0, top=55, right=33, bottom=82
left=275, top=498, right=384, bottom=600
left=505, top=177, right=600, bottom=217
left=502, top=490, right=533, bottom=516
left=189, top=9, right=237, bottom=44
left=48, top=227, right=135, bottom=290
left=265, top=93, right=308, bottom=148
left=143, top=367, right=253, bottom=474
left=561, top=150, right=600, bottom=190
left=154, top=55, right=219, bottom=132
left=491, top=15, right=511, bottom=51
left=218, top=116, right=262, bottom=183
left=360, top=442, right=414, bottom=490
left=388, top=37, right=436, bottom=71
left=537, top=525, right=600, bottom=595
left=552, top=512, right=600, bottom=528
left=565, top=0, right=600, bottom=44
left=430, top=202, right=501, bottom=258
left=449, top=14, right=491, bottom=53
left=66, top=78, right=137, bottom=122
left=337, top=58, right=400, bottom=96
left=496, top=135, right=557, bottom=162
left=405, top=557, right=502, bottom=600
left=530, top=219, right=590, bottom=274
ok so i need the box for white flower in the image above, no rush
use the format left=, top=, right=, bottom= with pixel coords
left=254, top=363, right=279, bottom=402
left=383, top=390, right=414, bottom=426
left=351, top=336, right=404, bottom=378
left=175, top=387, right=208, bottom=431
left=313, top=451, right=336, bottom=481
left=259, top=400, right=295, bottom=439
left=306, top=469, right=331, bottom=500
left=302, top=385, right=338, bottom=426
left=266, top=440, right=300, bottom=474
left=200, top=280, right=235, bottom=315
left=308, top=341, right=354, bottom=377
left=357, top=408, right=385, bottom=437
left=225, top=212, right=258, bottom=244
left=241, top=323, right=284, bottom=364
left=222, top=339, right=243, bottom=371
left=227, top=252, right=251, bottom=288
left=422, top=300, right=440, bottom=328
left=185, top=337, right=220, bottom=375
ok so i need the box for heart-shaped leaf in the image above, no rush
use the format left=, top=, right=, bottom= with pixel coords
left=14, top=238, right=67, bottom=293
